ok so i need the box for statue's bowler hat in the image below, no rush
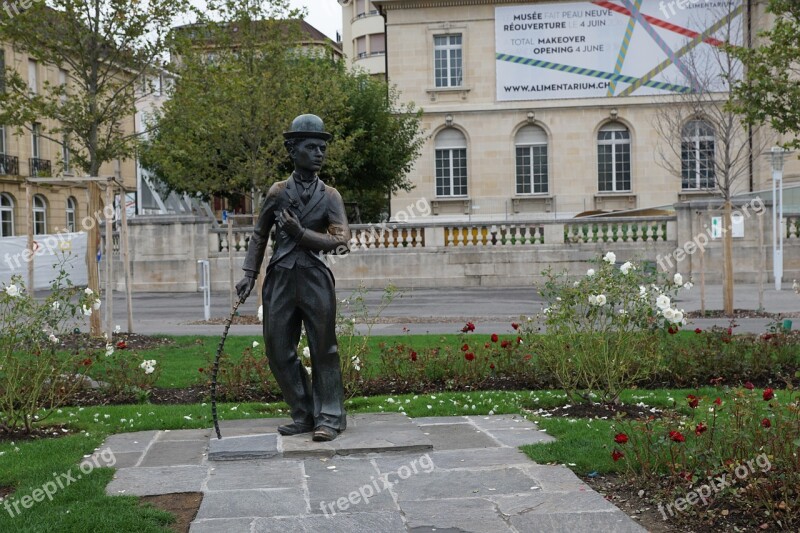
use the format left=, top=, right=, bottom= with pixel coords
left=283, top=114, right=332, bottom=141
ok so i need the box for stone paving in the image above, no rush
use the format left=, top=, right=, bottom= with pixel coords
left=97, top=414, right=646, bottom=532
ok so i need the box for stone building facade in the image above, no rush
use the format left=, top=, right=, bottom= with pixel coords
left=369, top=0, right=799, bottom=222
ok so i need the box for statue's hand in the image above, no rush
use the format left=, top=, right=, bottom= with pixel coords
left=235, top=275, right=256, bottom=302
left=278, top=209, right=305, bottom=238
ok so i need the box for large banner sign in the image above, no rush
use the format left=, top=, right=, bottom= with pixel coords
left=496, top=1, right=742, bottom=101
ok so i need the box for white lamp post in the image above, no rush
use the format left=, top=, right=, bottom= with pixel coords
left=770, top=146, right=787, bottom=291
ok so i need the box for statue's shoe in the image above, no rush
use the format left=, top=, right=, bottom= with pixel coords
left=277, top=422, right=315, bottom=436
left=312, top=426, right=339, bottom=442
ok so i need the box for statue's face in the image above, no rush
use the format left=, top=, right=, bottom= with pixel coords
left=292, top=138, right=327, bottom=174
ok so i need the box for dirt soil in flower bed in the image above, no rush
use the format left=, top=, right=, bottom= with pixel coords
left=57, top=332, right=174, bottom=352
left=585, top=473, right=767, bottom=532
left=0, top=423, right=75, bottom=442
left=188, top=314, right=525, bottom=326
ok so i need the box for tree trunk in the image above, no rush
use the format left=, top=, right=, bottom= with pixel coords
left=723, top=200, right=734, bottom=315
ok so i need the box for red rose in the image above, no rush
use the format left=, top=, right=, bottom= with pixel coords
left=198, top=367, right=204, bottom=373
left=500, top=340, right=510, bottom=349
left=743, top=381, right=754, bottom=390
left=516, top=336, right=523, bottom=344
left=763, top=388, right=774, bottom=401
left=489, top=363, right=495, bottom=370
left=484, top=342, right=491, bottom=349
left=81, top=358, right=93, bottom=367
left=464, top=352, right=475, bottom=361
left=611, top=450, right=624, bottom=462
left=727, top=327, right=733, bottom=335
left=410, top=351, right=418, bottom=362
left=491, top=334, right=499, bottom=343
left=695, top=423, right=707, bottom=436
left=694, top=328, right=702, bottom=334
left=687, top=395, right=699, bottom=408
left=669, top=430, right=686, bottom=443
left=713, top=397, right=722, bottom=406
left=761, top=418, right=771, bottom=428
left=461, top=322, right=476, bottom=333
left=116, top=340, right=127, bottom=349
left=512, top=322, right=519, bottom=330
left=461, top=343, right=470, bottom=352
left=614, top=433, right=629, bottom=444
left=668, top=326, right=677, bottom=335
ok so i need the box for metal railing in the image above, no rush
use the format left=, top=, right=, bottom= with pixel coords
left=0, top=154, right=18, bottom=176
left=28, top=157, right=51, bottom=177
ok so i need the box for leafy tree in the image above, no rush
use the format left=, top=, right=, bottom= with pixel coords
left=141, top=0, right=424, bottom=222
left=0, top=0, right=190, bottom=334
left=731, top=0, right=800, bottom=151
left=653, top=3, right=763, bottom=315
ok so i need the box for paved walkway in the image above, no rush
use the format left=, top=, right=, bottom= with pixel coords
left=98, top=414, right=645, bottom=532
left=108, top=283, right=799, bottom=336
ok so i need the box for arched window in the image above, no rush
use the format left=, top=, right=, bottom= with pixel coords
left=597, top=122, right=631, bottom=192
left=515, top=125, right=548, bottom=194
left=66, top=196, right=77, bottom=232
left=681, top=120, right=715, bottom=190
left=435, top=128, right=468, bottom=197
left=0, top=193, right=14, bottom=237
left=33, top=194, right=47, bottom=235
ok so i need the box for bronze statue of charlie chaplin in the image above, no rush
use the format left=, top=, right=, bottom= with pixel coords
left=236, top=114, right=350, bottom=442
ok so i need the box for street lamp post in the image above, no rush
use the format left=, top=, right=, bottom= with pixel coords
left=770, top=146, right=787, bottom=291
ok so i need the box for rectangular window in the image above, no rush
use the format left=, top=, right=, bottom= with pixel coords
left=516, top=145, right=548, bottom=194
left=34, top=210, right=46, bottom=235
left=435, top=148, right=468, bottom=197
left=28, top=60, right=37, bottom=94
left=31, top=123, right=40, bottom=159
left=59, top=69, right=67, bottom=102
left=356, top=0, right=365, bottom=16
left=62, top=134, right=70, bottom=173
left=434, top=34, right=462, bottom=88
left=597, top=130, right=631, bottom=192
left=0, top=49, right=5, bottom=93
left=370, top=33, right=385, bottom=55
left=356, top=36, right=367, bottom=58
left=681, top=141, right=715, bottom=189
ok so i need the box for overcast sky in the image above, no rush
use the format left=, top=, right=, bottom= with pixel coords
left=289, top=0, right=342, bottom=41
left=182, top=1, right=343, bottom=41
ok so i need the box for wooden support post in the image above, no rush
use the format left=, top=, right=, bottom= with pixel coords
left=25, top=183, right=34, bottom=291
left=120, top=183, right=134, bottom=333
left=87, top=182, right=101, bottom=335
left=104, top=179, right=113, bottom=340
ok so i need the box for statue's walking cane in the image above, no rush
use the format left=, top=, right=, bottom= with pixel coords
left=211, top=295, right=246, bottom=440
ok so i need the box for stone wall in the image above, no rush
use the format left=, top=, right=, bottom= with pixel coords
left=104, top=201, right=800, bottom=292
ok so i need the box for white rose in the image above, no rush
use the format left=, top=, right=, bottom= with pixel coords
left=52, top=301, right=61, bottom=310
left=656, top=294, right=671, bottom=310
left=5, top=284, right=19, bottom=297
left=662, top=307, right=676, bottom=321
left=639, top=286, right=647, bottom=297
left=82, top=305, right=93, bottom=317
left=603, top=252, right=616, bottom=264
left=674, top=273, right=683, bottom=286
left=49, top=334, right=59, bottom=343
left=302, top=346, right=310, bottom=358
left=620, top=261, right=633, bottom=274
left=573, top=281, right=580, bottom=287
left=587, top=268, right=595, bottom=277
left=84, top=287, right=94, bottom=295
left=595, top=294, right=607, bottom=306
left=683, top=282, right=694, bottom=290
left=672, top=310, right=684, bottom=324
left=114, top=324, right=121, bottom=333
left=92, top=300, right=102, bottom=310
left=588, top=295, right=598, bottom=305
left=105, top=343, right=114, bottom=357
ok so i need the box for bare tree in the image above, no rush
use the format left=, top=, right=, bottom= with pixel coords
left=653, top=1, right=764, bottom=315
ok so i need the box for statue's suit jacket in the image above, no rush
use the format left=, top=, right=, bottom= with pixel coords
left=243, top=176, right=351, bottom=278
